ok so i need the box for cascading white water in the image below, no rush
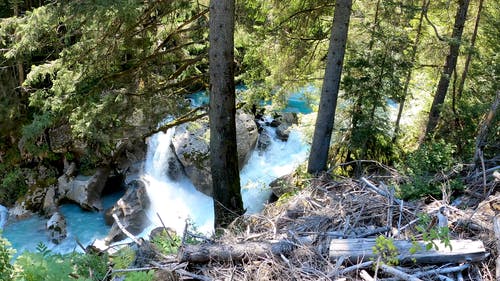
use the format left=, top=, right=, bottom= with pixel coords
left=141, top=129, right=214, bottom=234
left=141, top=121, right=310, bottom=234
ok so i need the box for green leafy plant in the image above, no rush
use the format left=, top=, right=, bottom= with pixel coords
left=70, top=252, right=109, bottom=281
left=124, top=270, right=155, bottom=281
left=373, top=235, right=399, bottom=266
left=151, top=229, right=182, bottom=255
left=397, top=140, right=460, bottom=200
left=0, top=233, right=14, bottom=281
left=12, top=252, right=75, bottom=281
left=415, top=213, right=452, bottom=251
left=111, top=246, right=136, bottom=271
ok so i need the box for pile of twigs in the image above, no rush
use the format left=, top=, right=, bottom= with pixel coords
left=166, top=170, right=497, bottom=281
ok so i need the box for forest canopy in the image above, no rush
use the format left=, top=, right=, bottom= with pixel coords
left=0, top=0, right=498, bottom=206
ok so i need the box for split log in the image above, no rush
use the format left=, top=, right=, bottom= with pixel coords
left=178, top=240, right=295, bottom=263
left=329, top=238, right=487, bottom=264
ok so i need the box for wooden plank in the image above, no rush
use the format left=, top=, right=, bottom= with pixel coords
left=329, top=238, right=487, bottom=264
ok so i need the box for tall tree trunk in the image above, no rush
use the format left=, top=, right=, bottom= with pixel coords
left=368, top=0, right=381, bottom=50
left=307, top=0, right=352, bottom=174
left=392, top=0, right=427, bottom=143
left=473, top=91, right=499, bottom=169
left=13, top=2, right=24, bottom=86
left=424, top=0, right=470, bottom=139
left=457, top=0, right=484, bottom=99
left=208, top=0, right=244, bottom=229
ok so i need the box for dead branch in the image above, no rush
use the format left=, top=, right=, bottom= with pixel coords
left=380, top=264, right=423, bottom=281
left=112, top=213, right=142, bottom=245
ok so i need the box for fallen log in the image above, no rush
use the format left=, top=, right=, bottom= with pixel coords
left=330, top=238, right=487, bottom=264
left=178, top=240, right=295, bottom=263
left=178, top=237, right=487, bottom=267
left=494, top=215, right=500, bottom=280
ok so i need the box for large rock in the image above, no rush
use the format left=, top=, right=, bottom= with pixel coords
left=58, top=167, right=110, bottom=211
left=171, top=110, right=259, bottom=196
left=113, top=138, right=147, bottom=179
left=9, top=166, right=58, bottom=218
left=104, top=179, right=151, bottom=244
left=256, top=130, right=272, bottom=153
left=276, top=123, right=291, bottom=141
left=46, top=212, right=67, bottom=244
left=274, top=112, right=298, bottom=141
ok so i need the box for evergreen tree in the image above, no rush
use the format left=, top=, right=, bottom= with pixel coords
left=209, top=0, right=244, bottom=229
left=424, top=0, right=470, bottom=139
left=308, top=0, right=352, bottom=174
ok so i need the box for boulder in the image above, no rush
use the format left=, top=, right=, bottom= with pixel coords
left=46, top=212, right=67, bottom=244
left=171, top=120, right=211, bottom=194
left=269, top=173, right=297, bottom=199
left=113, top=138, right=147, bottom=178
left=42, top=185, right=58, bottom=215
left=172, top=110, right=258, bottom=196
left=104, top=179, right=151, bottom=244
left=277, top=112, right=298, bottom=126
left=276, top=123, right=291, bottom=141
left=272, top=112, right=298, bottom=141
left=58, top=167, right=110, bottom=211
left=257, top=130, right=272, bottom=152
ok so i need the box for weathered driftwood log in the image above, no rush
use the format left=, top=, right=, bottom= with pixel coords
left=493, top=215, right=500, bottom=280
left=330, top=238, right=487, bottom=264
left=178, top=240, right=295, bottom=263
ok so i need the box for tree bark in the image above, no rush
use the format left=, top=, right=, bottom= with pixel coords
left=424, top=0, right=470, bottom=139
left=473, top=90, right=499, bottom=168
left=208, top=0, right=244, bottom=229
left=307, top=0, right=352, bottom=174
left=457, top=0, right=484, bottom=100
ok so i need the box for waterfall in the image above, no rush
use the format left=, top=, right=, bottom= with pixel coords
left=141, top=122, right=309, bottom=234
left=0, top=205, right=7, bottom=229
left=142, top=129, right=214, bottom=234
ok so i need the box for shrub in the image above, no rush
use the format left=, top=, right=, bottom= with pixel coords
left=397, top=140, right=462, bottom=200
left=0, top=233, right=14, bottom=281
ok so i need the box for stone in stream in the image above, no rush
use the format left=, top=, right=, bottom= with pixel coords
left=104, top=179, right=151, bottom=244
left=46, top=212, right=67, bottom=244
left=171, top=110, right=259, bottom=196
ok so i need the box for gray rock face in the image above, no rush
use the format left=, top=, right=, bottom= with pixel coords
left=114, top=139, right=147, bottom=179
left=257, top=130, right=272, bottom=152
left=171, top=110, right=258, bottom=196
left=104, top=179, right=151, bottom=244
left=46, top=212, right=67, bottom=244
left=171, top=119, right=211, bottom=194
left=42, top=186, right=58, bottom=215
left=276, top=124, right=291, bottom=141
left=58, top=167, right=110, bottom=211
left=273, top=112, right=297, bottom=141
